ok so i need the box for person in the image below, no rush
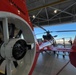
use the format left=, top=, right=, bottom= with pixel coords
left=69, top=39, right=72, bottom=45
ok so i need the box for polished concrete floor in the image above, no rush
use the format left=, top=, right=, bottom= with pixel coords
left=33, top=51, right=76, bottom=75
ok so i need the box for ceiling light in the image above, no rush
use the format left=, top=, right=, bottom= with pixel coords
left=32, top=15, right=36, bottom=19
left=54, top=10, right=57, bottom=13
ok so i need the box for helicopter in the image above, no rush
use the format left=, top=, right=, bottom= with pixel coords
left=0, top=0, right=76, bottom=75
left=0, top=0, right=55, bottom=75
left=34, top=25, right=76, bottom=65
left=35, top=24, right=76, bottom=48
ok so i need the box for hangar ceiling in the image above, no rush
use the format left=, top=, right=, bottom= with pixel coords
left=26, top=0, right=76, bottom=27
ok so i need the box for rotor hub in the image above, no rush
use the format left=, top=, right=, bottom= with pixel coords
left=12, top=39, right=27, bottom=60
left=1, top=39, right=27, bottom=60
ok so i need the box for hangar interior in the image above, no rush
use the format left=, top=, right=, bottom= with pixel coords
left=0, top=0, right=76, bottom=75
left=26, top=0, right=76, bottom=75
left=26, top=0, right=76, bottom=27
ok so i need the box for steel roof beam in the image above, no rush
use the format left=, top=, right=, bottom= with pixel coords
left=43, top=0, right=50, bottom=25
left=34, top=15, right=74, bottom=23
left=28, top=0, right=67, bottom=12
left=48, top=2, right=76, bottom=22
left=31, top=9, right=43, bottom=22
left=49, top=6, right=74, bottom=16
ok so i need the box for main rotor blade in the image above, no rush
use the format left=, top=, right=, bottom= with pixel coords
left=38, top=26, right=47, bottom=32
left=34, top=24, right=47, bottom=32
left=55, top=30, right=76, bottom=32
left=50, top=30, right=76, bottom=33
left=36, top=30, right=76, bottom=35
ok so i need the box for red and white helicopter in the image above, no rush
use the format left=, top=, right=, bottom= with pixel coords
left=0, top=0, right=76, bottom=75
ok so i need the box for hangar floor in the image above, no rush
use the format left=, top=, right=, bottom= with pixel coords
left=33, top=51, right=76, bottom=75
